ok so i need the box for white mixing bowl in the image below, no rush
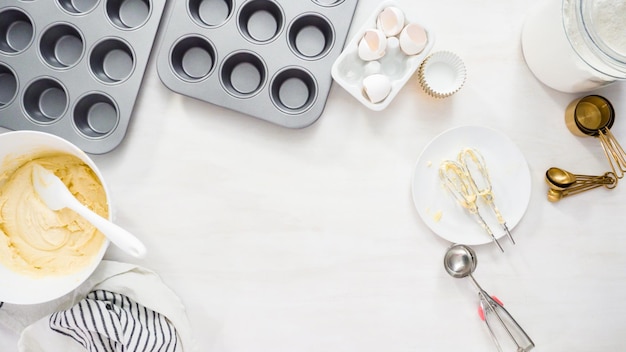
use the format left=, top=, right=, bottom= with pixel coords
left=0, top=131, right=110, bottom=305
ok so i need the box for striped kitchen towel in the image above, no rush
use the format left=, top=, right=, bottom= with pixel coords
left=50, top=290, right=181, bottom=352
left=0, top=261, right=193, bottom=352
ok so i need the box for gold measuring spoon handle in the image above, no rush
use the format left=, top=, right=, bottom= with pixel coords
left=573, top=173, right=613, bottom=183
left=549, top=183, right=604, bottom=201
left=439, top=160, right=504, bottom=252
left=597, top=128, right=626, bottom=180
left=546, top=172, right=617, bottom=202
left=571, top=172, right=617, bottom=189
left=458, top=148, right=514, bottom=244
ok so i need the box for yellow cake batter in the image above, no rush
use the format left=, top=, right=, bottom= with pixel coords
left=0, top=152, right=108, bottom=277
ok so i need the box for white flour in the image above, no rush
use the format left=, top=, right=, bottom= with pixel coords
left=521, top=0, right=626, bottom=93
left=591, top=0, right=626, bottom=56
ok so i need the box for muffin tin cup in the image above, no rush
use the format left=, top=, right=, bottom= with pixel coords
left=170, top=35, right=217, bottom=82
left=23, top=77, right=69, bottom=123
left=156, top=0, right=358, bottom=128
left=0, top=8, right=34, bottom=54
left=58, top=0, right=100, bottom=14
left=288, top=13, right=335, bottom=60
left=107, top=0, right=152, bottom=30
left=39, top=23, right=85, bottom=70
left=220, top=50, right=267, bottom=98
left=189, top=0, right=234, bottom=28
left=270, top=67, right=318, bottom=114
left=0, top=63, right=18, bottom=107
left=0, top=0, right=166, bottom=154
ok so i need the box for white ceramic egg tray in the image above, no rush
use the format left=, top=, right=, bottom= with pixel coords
left=331, top=0, right=436, bottom=111
left=0, top=0, right=166, bottom=154
left=156, top=0, right=359, bottom=128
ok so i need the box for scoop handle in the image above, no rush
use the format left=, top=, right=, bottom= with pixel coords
left=67, top=200, right=147, bottom=258
left=479, top=292, right=535, bottom=352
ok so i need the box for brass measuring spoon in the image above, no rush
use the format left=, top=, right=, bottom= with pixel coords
left=565, top=95, right=626, bottom=180
left=544, top=167, right=617, bottom=202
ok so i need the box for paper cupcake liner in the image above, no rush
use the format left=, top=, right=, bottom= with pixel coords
left=418, top=51, right=466, bottom=98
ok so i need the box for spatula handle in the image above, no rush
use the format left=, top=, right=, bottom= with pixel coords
left=69, top=201, right=147, bottom=258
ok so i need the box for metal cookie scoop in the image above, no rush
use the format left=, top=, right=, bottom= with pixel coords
left=444, top=244, right=535, bottom=352
left=32, top=164, right=147, bottom=258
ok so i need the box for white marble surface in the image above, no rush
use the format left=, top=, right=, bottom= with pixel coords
left=2, top=0, right=626, bottom=350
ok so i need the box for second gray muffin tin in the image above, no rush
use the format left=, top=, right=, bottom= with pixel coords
left=0, top=0, right=165, bottom=154
left=156, top=0, right=359, bottom=128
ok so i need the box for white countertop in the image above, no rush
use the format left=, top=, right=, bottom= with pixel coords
left=3, top=0, right=626, bottom=350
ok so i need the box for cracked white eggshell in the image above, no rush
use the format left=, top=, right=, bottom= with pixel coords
left=362, top=74, right=392, bottom=103
left=376, top=7, right=405, bottom=37
left=399, top=23, right=428, bottom=55
left=358, top=29, right=387, bottom=61
left=331, top=0, right=437, bottom=111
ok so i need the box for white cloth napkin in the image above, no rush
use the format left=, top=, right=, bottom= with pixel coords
left=0, top=261, right=193, bottom=352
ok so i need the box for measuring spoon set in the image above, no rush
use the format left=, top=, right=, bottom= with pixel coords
left=545, top=95, right=625, bottom=201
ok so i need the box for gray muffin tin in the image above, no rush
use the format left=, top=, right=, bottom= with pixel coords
left=156, top=0, right=359, bottom=128
left=0, top=0, right=165, bottom=154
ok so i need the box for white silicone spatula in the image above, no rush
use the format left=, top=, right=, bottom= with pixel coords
left=32, top=164, right=147, bottom=258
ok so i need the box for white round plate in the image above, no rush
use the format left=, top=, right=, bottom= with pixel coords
left=411, top=125, right=531, bottom=245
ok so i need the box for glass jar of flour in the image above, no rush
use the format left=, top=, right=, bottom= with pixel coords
left=521, top=0, right=626, bottom=93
